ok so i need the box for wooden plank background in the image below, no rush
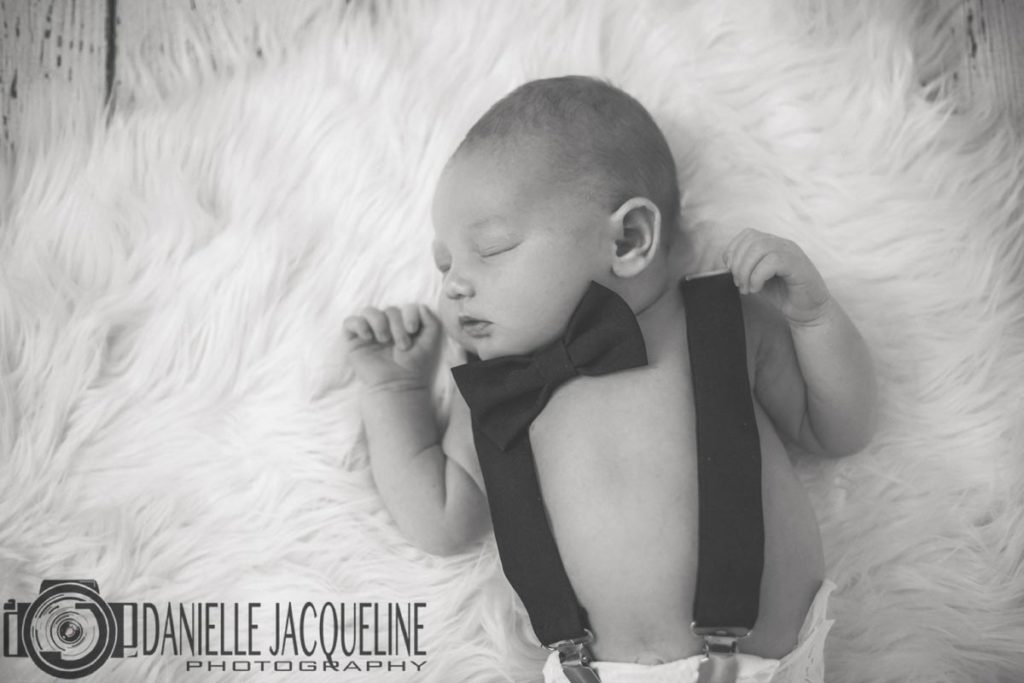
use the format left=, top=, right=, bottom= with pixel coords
left=0, top=0, right=109, bottom=164
left=958, top=0, right=1024, bottom=120
left=1, top=0, right=1022, bottom=169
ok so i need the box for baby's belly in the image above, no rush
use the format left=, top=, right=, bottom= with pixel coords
left=529, top=373, right=825, bottom=664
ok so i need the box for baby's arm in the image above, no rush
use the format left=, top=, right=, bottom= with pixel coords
left=344, top=304, right=490, bottom=555
left=725, top=229, right=878, bottom=457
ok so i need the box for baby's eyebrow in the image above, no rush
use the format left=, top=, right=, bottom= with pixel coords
left=431, top=216, right=516, bottom=259
left=433, top=216, right=510, bottom=248
left=467, top=215, right=505, bottom=230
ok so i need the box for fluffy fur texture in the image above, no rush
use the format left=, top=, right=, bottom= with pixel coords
left=2, top=1, right=1023, bottom=681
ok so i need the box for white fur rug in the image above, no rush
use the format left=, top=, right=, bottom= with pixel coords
left=2, top=1, right=1023, bottom=681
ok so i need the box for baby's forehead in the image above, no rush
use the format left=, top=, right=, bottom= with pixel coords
left=433, top=152, right=543, bottom=212
left=430, top=211, right=525, bottom=248
left=444, top=141, right=601, bottom=202
left=431, top=136, right=612, bottom=245
left=442, top=139, right=546, bottom=184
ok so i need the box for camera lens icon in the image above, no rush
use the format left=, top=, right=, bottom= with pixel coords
left=22, top=581, right=117, bottom=679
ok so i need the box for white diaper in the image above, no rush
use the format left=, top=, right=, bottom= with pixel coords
left=542, top=579, right=837, bottom=683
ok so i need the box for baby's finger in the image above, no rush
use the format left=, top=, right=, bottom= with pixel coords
left=343, top=315, right=373, bottom=342
left=400, top=303, right=422, bottom=336
left=748, top=252, right=782, bottom=293
left=723, top=228, right=754, bottom=272
left=730, top=235, right=763, bottom=291
left=361, top=307, right=392, bottom=344
left=384, top=307, right=411, bottom=350
left=417, top=304, right=445, bottom=343
left=721, top=230, right=745, bottom=269
left=418, top=304, right=442, bottom=334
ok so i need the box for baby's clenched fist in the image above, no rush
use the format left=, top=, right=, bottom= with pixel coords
left=722, top=228, right=832, bottom=326
left=343, top=303, right=442, bottom=391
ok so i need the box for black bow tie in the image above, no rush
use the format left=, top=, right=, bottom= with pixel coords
left=451, top=281, right=649, bottom=450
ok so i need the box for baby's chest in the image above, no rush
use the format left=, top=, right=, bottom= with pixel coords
left=528, top=361, right=699, bottom=495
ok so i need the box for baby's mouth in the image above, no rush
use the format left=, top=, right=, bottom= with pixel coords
left=458, top=315, right=492, bottom=338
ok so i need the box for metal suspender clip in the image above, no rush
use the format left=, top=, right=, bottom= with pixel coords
left=690, top=625, right=751, bottom=683
left=691, top=624, right=751, bottom=653
left=545, top=629, right=601, bottom=683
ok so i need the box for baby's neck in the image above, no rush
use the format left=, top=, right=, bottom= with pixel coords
left=632, top=277, right=684, bottom=341
left=634, top=277, right=679, bottom=317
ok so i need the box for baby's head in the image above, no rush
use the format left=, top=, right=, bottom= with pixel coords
left=431, top=75, right=680, bottom=359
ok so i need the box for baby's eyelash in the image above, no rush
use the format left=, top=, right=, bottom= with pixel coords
left=435, top=242, right=517, bottom=272
left=480, top=244, right=517, bottom=257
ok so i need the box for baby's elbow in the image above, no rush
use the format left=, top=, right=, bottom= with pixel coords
left=416, top=516, right=488, bottom=557
left=801, top=416, right=875, bottom=459
left=418, top=534, right=465, bottom=557
left=818, top=358, right=880, bottom=458
left=840, top=397, right=881, bottom=456
left=843, top=363, right=881, bottom=454
left=820, top=436, right=869, bottom=459
left=417, top=530, right=478, bottom=557
left=819, top=420, right=877, bottom=459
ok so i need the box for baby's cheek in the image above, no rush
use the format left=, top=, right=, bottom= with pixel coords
left=435, top=301, right=462, bottom=340
left=436, top=308, right=456, bottom=337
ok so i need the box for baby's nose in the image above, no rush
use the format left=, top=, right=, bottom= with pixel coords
left=443, top=272, right=473, bottom=299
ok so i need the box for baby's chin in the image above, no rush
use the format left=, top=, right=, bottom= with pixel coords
left=446, top=327, right=488, bottom=360
left=463, top=337, right=497, bottom=361
left=457, top=334, right=512, bottom=361
left=449, top=323, right=555, bottom=360
left=472, top=334, right=560, bottom=360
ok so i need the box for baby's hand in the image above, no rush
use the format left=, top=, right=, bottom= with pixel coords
left=343, top=304, right=443, bottom=391
left=722, top=228, right=832, bottom=325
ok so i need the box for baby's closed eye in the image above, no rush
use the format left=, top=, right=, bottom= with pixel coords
left=479, top=242, right=519, bottom=257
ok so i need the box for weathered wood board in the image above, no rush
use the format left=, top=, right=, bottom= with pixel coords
left=0, top=0, right=1021, bottom=168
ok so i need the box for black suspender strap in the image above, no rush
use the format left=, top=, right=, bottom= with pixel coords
left=467, top=414, right=592, bottom=646
left=681, top=271, right=764, bottom=677
left=461, top=355, right=600, bottom=682
left=461, top=273, right=763, bottom=679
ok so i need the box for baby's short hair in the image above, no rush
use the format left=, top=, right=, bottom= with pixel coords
left=454, top=75, right=681, bottom=247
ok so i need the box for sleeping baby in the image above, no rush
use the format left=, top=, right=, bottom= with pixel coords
left=343, top=76, right=877, bottom=683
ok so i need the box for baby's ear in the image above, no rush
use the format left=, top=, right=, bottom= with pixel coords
left=609, top=197, right=661, bottom=277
